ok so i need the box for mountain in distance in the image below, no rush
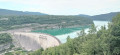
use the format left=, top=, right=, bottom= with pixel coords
left=91, top=12, right=119, bottom=21
left=78, top=12, right=120, bottom=21
left=78, top=14, right=90, bottom=18
left=0, top=9, right=48, bottom=15
left=0, top=8, right=119, bottom=21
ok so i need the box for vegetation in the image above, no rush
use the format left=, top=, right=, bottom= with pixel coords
left=0, top=15, right=93, bottom=31
left=0, top=33, right=12, bottom=44
left=29, top=14, right=120, bottom=55
left=0, top=33, right=14, bottom=54
left=4, top=51, right=28, bottom=55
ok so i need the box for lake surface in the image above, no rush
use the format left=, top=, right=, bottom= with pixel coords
left=32, top=21, right=109, bottom=43
left=32, top=26, right=90, bottom=36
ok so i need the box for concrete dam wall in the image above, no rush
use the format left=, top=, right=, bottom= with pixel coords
left=12, top=32, right=61, bottom=51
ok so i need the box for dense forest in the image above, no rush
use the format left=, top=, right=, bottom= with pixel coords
left=29, top=14, right=120, bottom=55
left=0, top=15, right=93, bottom=31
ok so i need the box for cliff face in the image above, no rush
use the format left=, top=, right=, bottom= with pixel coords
left=12, top=32, right=61, bottom=51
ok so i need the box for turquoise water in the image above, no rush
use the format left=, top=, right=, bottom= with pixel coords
left=32, top=26, right=90, bottom=36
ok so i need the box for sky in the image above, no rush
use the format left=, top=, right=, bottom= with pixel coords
left=0, top=0, right=120, bottom=16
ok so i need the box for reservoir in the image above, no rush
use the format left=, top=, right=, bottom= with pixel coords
left=32, top=21, right=109, bottom=43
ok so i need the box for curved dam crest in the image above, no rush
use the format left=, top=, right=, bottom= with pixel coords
left=11, top=32, right=61, bottom=51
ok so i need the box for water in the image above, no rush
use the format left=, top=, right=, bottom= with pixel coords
left=32, top=26, right=89, bottom=36
left=32, top=21, right=109, bottom=43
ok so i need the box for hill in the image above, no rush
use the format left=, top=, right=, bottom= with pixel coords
left=0, top=9, right=47, bottom=15
left=78, top=14, right=90, bottom=17
left=78, top=12, right=120, bottom=21
left=91, top=12, right=119, bottom=21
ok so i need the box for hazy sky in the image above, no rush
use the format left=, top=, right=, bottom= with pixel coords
left=0, top=0, right=120, bottom=15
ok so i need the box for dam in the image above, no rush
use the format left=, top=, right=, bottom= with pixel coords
left=11, top=32, right=61, bottom=51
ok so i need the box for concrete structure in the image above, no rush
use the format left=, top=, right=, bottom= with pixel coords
left=12, top=32, right=61, bottom=51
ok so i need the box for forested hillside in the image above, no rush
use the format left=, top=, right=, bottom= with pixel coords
left=78, top=12, right=119, bottom=21
left=29, top=14, right=120, bottom=55
left=0, top=9, right=47, bottom=15
left=0, top=15, right=93, bottom=31
left=91, top=12, right=119, bottom=21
